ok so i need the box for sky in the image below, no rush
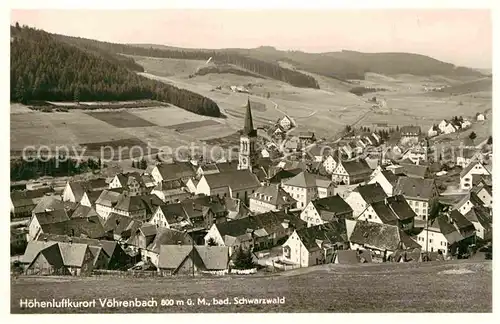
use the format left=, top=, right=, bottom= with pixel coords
left=10, top=9, right=492, bottom=69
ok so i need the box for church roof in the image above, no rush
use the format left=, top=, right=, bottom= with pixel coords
left=243, top=99, right=257, bottom=137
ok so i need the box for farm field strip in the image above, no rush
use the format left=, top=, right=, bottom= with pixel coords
left=86, top=111, right=157, bottom=128
left=165, top=120, right=221, bottom=131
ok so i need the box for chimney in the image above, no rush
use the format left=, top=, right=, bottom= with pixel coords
left=43, top=237, right=47, bottom=242
left=177, top=241, right=182, bottom=245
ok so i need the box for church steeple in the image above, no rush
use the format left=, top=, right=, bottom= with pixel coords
left=243, top=98, right=256, bottom=137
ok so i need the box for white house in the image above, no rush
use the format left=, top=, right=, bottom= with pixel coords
left=281, top=223, right=349, bottom=267
left=427, top=125, right=439, bottom=138
left=438, top=120, right=449, bottom=133
left=472, top=181, right=492, bottom=208
left=331, top=159, right=372, bottom=185
left=464, top=206, right=492, bottom=240
left=368, top=169, right=399, bottom=196
left=442, top=123, right=457, bottom=135
left=28, top=209, right=70, bottom=241
left=459, top=161, right=491, bottom=190
left=151, top=162, right=196, bottom=184
left=356, top=195, right=416, bottom=231
left=322, top=155, right=338, bottom=174
left=278, top=116, right=293, bottom=130
left=150, top=180, right=191, bottom=203
left=300, top=195, right=353, bottom=227
left=281, top=172, right=334, bottom=209
left=195, top=170, right=261, bottom=203
left=344, top=183, right=387, bottom=218
left=461, top=120, right=472, bottom=129
left=316, top=177, right=336, bottom=199
left=196, top=164, right=220, bottom=178
left=476, top=113, right=485, bottom=121
left=393, top=177, right=438, bottom=221
left=148, top=204, right=191, bottom=230
left=456, top=149, right=482, bottom=168
left=249, top=184, right=296, bottom=214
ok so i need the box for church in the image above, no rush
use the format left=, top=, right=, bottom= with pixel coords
left=237, top=99, right=259, bottom=172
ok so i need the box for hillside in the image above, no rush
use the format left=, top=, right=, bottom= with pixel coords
left=434, top=77, right=492, bottom=95
left=10, top=25, right=221, bottom=117
left=49, top=35, right=320, bottom=89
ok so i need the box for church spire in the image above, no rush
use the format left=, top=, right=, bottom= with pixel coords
left=243, top=98, right=256, bottom=137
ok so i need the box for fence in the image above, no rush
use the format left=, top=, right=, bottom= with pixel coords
left=92, top=269, right=161, bottom=278
left=230, top=268, right=257, bottom=275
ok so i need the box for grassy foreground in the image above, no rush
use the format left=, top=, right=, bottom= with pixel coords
left=11, top=260, right=491, bottom=313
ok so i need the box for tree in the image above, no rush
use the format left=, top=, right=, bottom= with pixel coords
left=233, top=246, right=255, bottom=270
left=487, top=135, right=492, bottom=145
left=266, top=92, right=271, bottom=99
left=469, top=131, right=477, bottom=142
left=131, top=160, right=136, bottom=168
left=140, top=158, right=148, bottom=170
left=207, top=237, right=218, bottom=246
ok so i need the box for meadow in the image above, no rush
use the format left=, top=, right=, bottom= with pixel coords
left=11, top=260, right=491, bottom=313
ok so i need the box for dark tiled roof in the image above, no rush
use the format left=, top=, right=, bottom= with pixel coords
left=381, top=171, right=400, bottom=186
left=394, top=177, right=436, bottom=200
left=70, top=204, right=98, bottom=219
left=58, top=242, right=90, bottom=267
left=40, top=216, right=107, bottom=239
left=156, top=162, right=196, bottom=181
left=11, top=187, right=54, bottom=202
left=350, top=221, right=420, bottom=251
left=464, top=206, right=492, bottom=230
left=460, top=161, right=490, bottom=178
left=400, top=126, right=421, bottom=135
left=370, top=196, right=415, bottom=224
left=32, top=196, right=66, bottom=215
left=449, top=210, right=475, bottom=231
left=400, top=163, right=429, bottom=179
left=294, top=222, right=348, bottom=252
left=146, top=227, right=193, bottom=253
left=203, top=170, right=261, bottom=191
left=282, top=171, right=317, bottom=188
left=268, top=168, right=302, bottom=184
left=195, top=246, right=229, bottom=270
left=35, top=209, right=70, bottom=225
left=341, top=159, right=372, bottom=176
left=311, top=195, right=352, bottom=221
left=95, top=190, right=122, bottom=208
left=215, top=161, right=238, bottom=173
left=37, top=233, right=118, bottom=259
left=157, top=203, right=189, bottom=224
left=355, top=183, right=387, bottom=204
left=21, top=241, right=58, bottom=264
left=252, top=184, right=295, bottom=206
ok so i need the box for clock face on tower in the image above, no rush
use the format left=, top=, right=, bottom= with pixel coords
left=242, top=157, right=248, bottom=165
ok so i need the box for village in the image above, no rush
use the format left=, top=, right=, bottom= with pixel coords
left=10, top=100, right=493, bottom=277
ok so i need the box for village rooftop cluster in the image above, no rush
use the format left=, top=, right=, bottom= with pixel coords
left=11, top=100, right=492, bottom=276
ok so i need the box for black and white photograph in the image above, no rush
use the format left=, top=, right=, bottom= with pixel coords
left=7, top=3, right=493, bottom=314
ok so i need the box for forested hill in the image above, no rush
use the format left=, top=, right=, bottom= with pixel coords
left=50, top=34, right=320, bottom=89
left=10, top=25, right=221, bottom=117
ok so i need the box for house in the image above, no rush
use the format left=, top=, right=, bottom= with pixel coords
left=182, top=196, right=229, bottom=229
left=102, top=213, right=143, bottom=242
left=80, top=190, right=104, bottom=208
left=399, top=162, right=430, bottom=179
left=334, top=249, right=372, bottom=264
left=463, top=206, right=492, bottom=241
left=126, top=226, right=192, bottom=266
left=150, top=179, right=191, bottom=203
left=10, top=187, right=55, bottom=218
left=344, top=183, right=387, bottom=218
left=356, top=195, right=416, bottom=231
left=401, top=146, right=427, bottom=164
left=298, top=132, right=316, bottom=147
left=185, top=178, right=199, bottom=193
left=315, top=176, right=336, bottom=198
left=471, top=180, right=492, bottom=207
left=281, top=222, right=349, bottom=267
left=204, top=210, right=306, bottom=255
left=22, top=241, right=94, bottom=276
left=368, top=169, right=400, bottom=196
left=393, top=177, right=438, bottom=221
left=37, top=216, right=108, bottom=240
left=281, top=171, right=321, bottom=209
left=151, top=162, right=196, bottom=184
left=28, top=209, right=70, bottom=241
left=284, top=137, right=300, bottom=152
left=108, top=172, right=148, bottom=196
left=428, top=125, right=439, bottom=138
left=249, top=184, right=296, bottom=214
left=94, top=189, right=123, bottom=219
left=456, top=148, right=482, bottom=168
left=37, top=234, right=131, bottom=270
left=278, top=116, right=293, bottom=130
left=195, top=169, right=261, bottom=204
left=399, top=126, right=421, bottom=145
left=438, top=192, right=484, bottom=217
left=21, top=241, right=69, bottom=276
left=148, top=203, right=190, bottom=230
left=268, top=168, right=302, bottom=184
left=196, top=163, right=220, bottom=178
left=349, top=221, right=420, bottom=261
left=322, top=155, right=339, bottom=174
left=300, top=195, right=353, bottom=227
left=306, top=145, right=331, bottom=163
left=416, top=212, right=476, bottom=257
left=461, top=120, right=472, bottom=129
left=224, top=197, right=251, bottom=221
left=69, top=203, right=99, bottom=219
left=62, top=179, right=108, bottom=203
left=157, top=245, right=229, bottom=276
left=331, top=159, right=372, bottom=185
left=476, top=113, right=485, bottom=121
left=459, top=161, right=491, bottom=190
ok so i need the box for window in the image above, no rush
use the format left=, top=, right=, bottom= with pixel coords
left=368, top=215, right=372, bottom=219
left=429, top=239, right=433, bottom=243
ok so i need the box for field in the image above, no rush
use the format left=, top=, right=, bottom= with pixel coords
left=86, top=111, right=156, bottom=128
left=11, top=260, right=491, bottom=313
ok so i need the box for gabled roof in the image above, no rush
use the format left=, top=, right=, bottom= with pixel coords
left=36, top=233, right=118, bottom=259
left=194, top=246, right=229, bottom=270
left=311, top=195, right=352, bottom=221
left=84, top=190, right=106, bottom=205
left=21, top=241, right=58, bottom=264
left=34, top=209, right=70, bottom=225
left=349, top=221, right=420, bottom=251
left=394, top=177, right=436, bottom=200
left=199, top=163, right=220, bottom=173
left=102, top=213, right=142, bottom=237
left=252, top=184, right=295, bottom=206
left=114, top=195, right=147, bottom=212
left=215, top=161, right=238, bottom=173
left=449, top=210, right=475, bottom=231
left=399, top=162, right=429, bottom=179
left=95, top=189, right=122, bottom=208
left=156, top=162, right=196, bottom=181
left=460, top=161, right=490, bottom=178
left=203, top=170, right=261, bottom=191
left=340, top=159, right=372, bottom=176
left=400, top=126, right=421, bottom=135
left=354, top=183, right=387, bottom=204
left=157, top=203, right=189, bottom=224
left=428, top=215, right=466, bottom=244
left=11, top=187, right=54, bottom=201
left=157, top=245, right=192, bottom=269
left=58, top=242, right=90, bottom=267
left=464, top=206, right=492, bottom=230
left=282, top=171, right=317, bottom=188
left=70, top=204, right=98, bottom=219
left=370, top=195, right=416, bottom=224
left=293, top=222, right=348, bottom=252
left=146, top=227, right=193, bottom=253
left=40, top=216, right=106, bottom=239
left=32, top=196, right=66, bottom=215
left=243, top=99, right=257, bottom=137
left=380, top=171, right=400, bottom=187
